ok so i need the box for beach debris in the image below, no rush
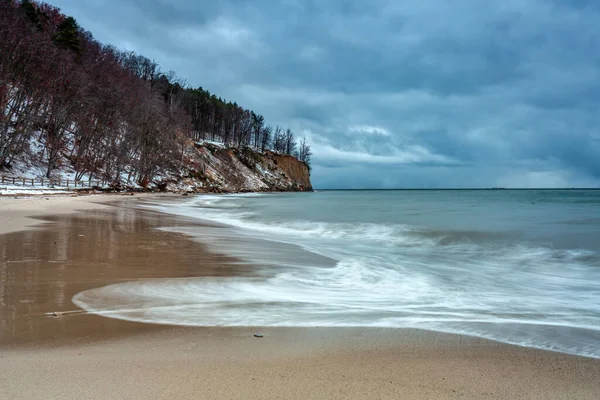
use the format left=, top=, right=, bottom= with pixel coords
left=253, top=334, right=264, bottom=338
left=46, top=310, right=86, bottom=318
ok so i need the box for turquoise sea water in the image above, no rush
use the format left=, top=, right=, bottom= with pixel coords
left=74, top=190, right=600, bottom=358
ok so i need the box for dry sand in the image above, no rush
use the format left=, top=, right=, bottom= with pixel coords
left=2, top=327, right=600, bottom=400
left=0, top=194, right=599, bottom=399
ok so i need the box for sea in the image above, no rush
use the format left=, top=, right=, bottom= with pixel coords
left=73, top=190, right=600, bottom=358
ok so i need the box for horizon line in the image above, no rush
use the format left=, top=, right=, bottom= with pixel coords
left=314, top=187, right=600, bottom=191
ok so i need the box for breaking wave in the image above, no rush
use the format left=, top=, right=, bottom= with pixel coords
left=74, top=193, right=600, bottom=358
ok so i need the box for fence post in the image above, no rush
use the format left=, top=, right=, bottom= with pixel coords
left=22, top=178, right=25, bottom=186
left=12, top=177, right=15, bottom=184
left=1, top=176, right=4, bottom=184
left=66, top=180, right=69, bottom=187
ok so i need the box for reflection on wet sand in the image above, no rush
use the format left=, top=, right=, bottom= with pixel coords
left=0, top=205, right=247, bottom=347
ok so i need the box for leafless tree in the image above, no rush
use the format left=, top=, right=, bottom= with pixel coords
left=0, top=0, right=310, bottom=183
left=298, top=137, right=312, bottom=168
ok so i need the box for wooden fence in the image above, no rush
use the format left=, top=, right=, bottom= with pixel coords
left=0, top=175, right=102, bottom=188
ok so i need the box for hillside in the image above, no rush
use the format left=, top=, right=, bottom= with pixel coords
left=0, top=137, right=312, bottom=194
left=0, top=0, right=312, bottom=193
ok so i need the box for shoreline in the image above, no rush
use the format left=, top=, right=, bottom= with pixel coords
left=1, top=195, right=599, bottom=399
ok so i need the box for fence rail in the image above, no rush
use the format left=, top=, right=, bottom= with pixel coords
left=0, top=175, right=102, bottom=188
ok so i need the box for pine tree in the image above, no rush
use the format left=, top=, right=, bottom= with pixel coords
left=21, top=0, right=40, bottom=27
left=54, top=16, right=81, bottom=55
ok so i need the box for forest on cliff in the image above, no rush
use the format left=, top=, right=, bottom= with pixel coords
left=0, top=0, right=312, bottom=186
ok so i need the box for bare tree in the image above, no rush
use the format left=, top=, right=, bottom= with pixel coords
left=251, top=112, right=264, bottom=150
left=298, top=137, right=312, bottom=169
left=260, top=125, right=272, bottom=152
left=0, top=0, right=311, bottom=185
left=284, top=129, right=297, bottom=155
left=272, top=126, right=284, bottom=153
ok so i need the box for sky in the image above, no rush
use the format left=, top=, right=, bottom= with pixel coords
left=51, top=0, right=600, bottom=188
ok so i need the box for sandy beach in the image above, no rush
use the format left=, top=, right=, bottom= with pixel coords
left=0, top=193, right=150, bottom=236
left=1, top=194, right=599, bottom=399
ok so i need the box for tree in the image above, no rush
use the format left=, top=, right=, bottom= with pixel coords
left=260, top=125, right=272, bottom=151
left=284, top=129, right=297, bottom=155
left=21, top=0, right=41, bottom=27
left=272, top=126, right=285, bottom=153
left=54, top=16, right=81, bottom=55
left=251, top=112, right=264, bottom=150
left=298, top=137, right=312, bottom=169
left=0, top=0, right=311, bottom=184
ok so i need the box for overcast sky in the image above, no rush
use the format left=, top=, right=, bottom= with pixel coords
left=52, top=0, right=600, bottom=188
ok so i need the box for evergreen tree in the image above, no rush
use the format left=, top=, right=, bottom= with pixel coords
left=21, top=0, right=37, bottom=21
left=54, top=16, right=81, bottom=55
left=21, top=0, right=40, bottom=27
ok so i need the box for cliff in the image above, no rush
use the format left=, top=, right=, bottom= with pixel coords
left=1, top=137, right=312, bottom=194
left=164, top=141, right=312, bottom=193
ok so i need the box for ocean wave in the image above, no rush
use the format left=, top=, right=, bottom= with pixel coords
left=73, top=245, right=600, bottom=358
left=73, top=261, right=600, bottom=358
left=146, top=196, right=600, bottom=258
left=82, top=193, right=600, bottom=359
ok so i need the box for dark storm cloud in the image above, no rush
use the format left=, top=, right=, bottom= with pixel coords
left=52, top=0, right=600, bottom=188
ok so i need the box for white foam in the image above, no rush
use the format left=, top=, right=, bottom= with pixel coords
left=74, top=194, right=600, bottom=359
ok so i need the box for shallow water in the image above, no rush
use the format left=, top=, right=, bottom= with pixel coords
left=73, top=190, right=600, bottom=358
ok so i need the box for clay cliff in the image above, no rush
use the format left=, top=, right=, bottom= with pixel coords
left=163, top=141, right=312, bottom=193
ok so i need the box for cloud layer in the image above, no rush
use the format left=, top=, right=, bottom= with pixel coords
left=52, top=0, right=600, bottom=188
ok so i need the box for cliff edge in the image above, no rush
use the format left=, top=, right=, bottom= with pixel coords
left=167, top=141, right=313, bottom=193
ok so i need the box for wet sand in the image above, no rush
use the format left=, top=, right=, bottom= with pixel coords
left=0, top=202, right=244, bottom=347
left=1, top=196, right=599, bottom=399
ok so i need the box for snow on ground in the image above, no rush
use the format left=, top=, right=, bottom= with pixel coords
left=255, top=162, right=275, bottom=178
left=195, top=139, right=226, bottom=148
left=4, top=131, right=116, bottom=187
left=0, top=185, right=74, bottom=195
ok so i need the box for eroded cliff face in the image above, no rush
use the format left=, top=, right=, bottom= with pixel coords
left=267, top=151, right=312, bottom=190
left=166, top=141, right=312, bottom=193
